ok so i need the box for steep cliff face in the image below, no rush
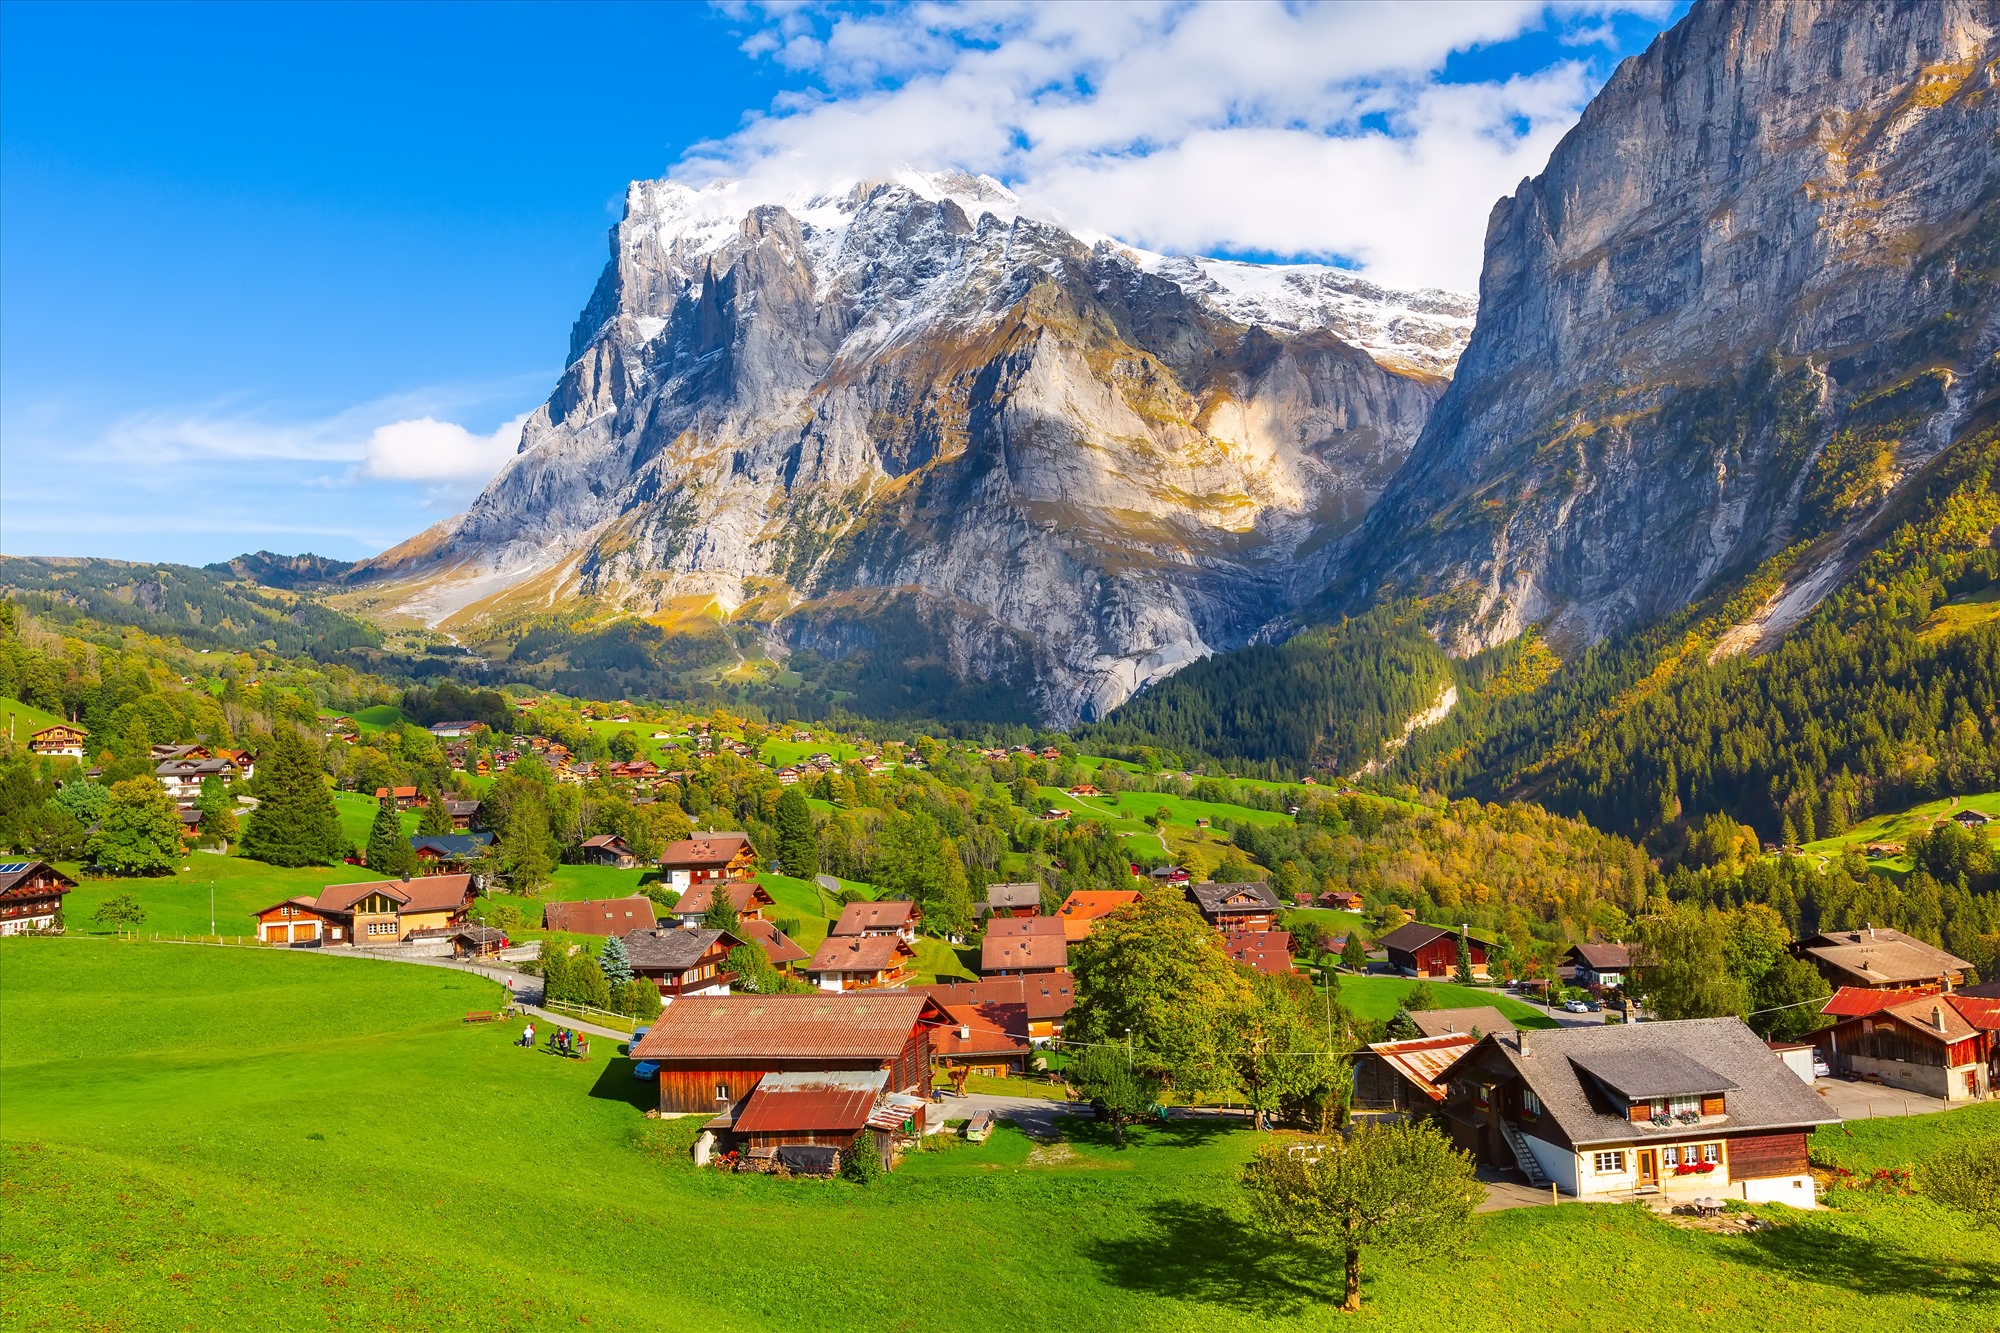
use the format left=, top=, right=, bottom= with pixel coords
left=1343, top=0, right=2000, bottom=654
left=365, top=172, right=1470, bottom=723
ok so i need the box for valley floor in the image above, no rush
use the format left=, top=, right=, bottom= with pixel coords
left=3, top=940, right=1994, bottom=1332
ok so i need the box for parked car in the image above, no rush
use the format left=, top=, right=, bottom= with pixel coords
left=1563, top=999, right=1590, bottom=1013
left=633, top=1059, right=660, bottom=1082
left=1812, top=1053, right=1831, bottom=1078
left=626, top=1026, right=650, bottom=1055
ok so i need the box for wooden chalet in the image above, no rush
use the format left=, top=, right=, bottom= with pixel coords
left=1053, top=890, right=1140, bottom=942
left=1794, top=926, right=1969, bottom=991
left=1184, top=880, right=1283, bottom=933
left=980, top=922, right=1068, bottom=977
left=807, top=933, right=917, bottom=991
left=659, top=832, right=757, bottom=890
left=672, top=880, right=777, bottom=924
left=253, top=873, right=475, bottom=946
left=985, top=882, right=1043, bottom=918
left=916, top=975, right=1075, bottom=1043
left=1221, top=930, right=1296, bottom=975
left=154, top=754, right=243, bottom=799
left=923, top=994, right=1032, bottom=1078
left=1378, top=922, right=1495, bottom=979
left=577, top=833, right=640, bottom=869
left=652, top=1001, right=952, bottom=1134
left=1566, top=942, right=1631, bottom=991
left=0, top=860, right=76, bottom=934
left=442, top=798, right=482, bottom=831
left=542, top=895, right=658, bottom=937
left=1436, top=1018, right=1837, bottom=1202
left=1319, top=889, right=1363, bottom=912
left=624, top=926, right=741, bottom=998
left=373, top=785, right=422, bottom=810
left=27, top=723, right=87, bottom=758
left=830, top=898, right=920, bottom=942
left=1810, top=986, right=1993, bottom=1102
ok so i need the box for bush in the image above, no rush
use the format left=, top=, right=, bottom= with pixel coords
left=842, top=1137, right=887, bottom=1185
left=1920, top=1137, right=2000, bottom=1227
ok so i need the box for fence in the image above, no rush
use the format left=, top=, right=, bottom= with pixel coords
left=539, top=997, right=638, bottom=1034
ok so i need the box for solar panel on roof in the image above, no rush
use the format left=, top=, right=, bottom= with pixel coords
left=0, top=862, right=33, bottom=873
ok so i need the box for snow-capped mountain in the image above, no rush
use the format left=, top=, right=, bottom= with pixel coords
left=360, top=170, right=1472, bottom=723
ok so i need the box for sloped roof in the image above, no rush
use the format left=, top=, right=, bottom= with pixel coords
left=673, top=880, right=774, bottom=916
left=831, top=899, right=917, bottom=935
left=1442, top=1017, right=1837, bottom=1148
left=1221, top=930, right=1296, bottom=975
left=1883, top=994, right=1980, bottom=1043
left=1822, top=985, right=1940, bottom=1018
left=915, top=975, right=1076, bottom=1023
left=623, top=926, right=733, bottom=973
left=0, top=861, right=76, bottom=898
left=1367, top=1034, right=1476, bottom=1101
left=1799, top=927, right=1968, bottom=985
left=1948, top=995, right=2000, bottom=1031
left=1409, top=1006, right=1518, bottom=1038
left=1569, top=1048, right=1739, bottom=1101
left=1185, top=881, right=1282, bottom=915
left=409, top=833, right=493, bottom=858
left=926, top=999, right=1031, bottom=1056
left=1053, top=891, right=1140, bottom=941
left=986, top=916, right=1064, bottom=939
left=580, top=833, right=632, bottom=851
left=542, top=896, right=658, bottom=935
left=733, top=1070, right=886, bottom=1133
left=981, top=932, right=1068, bottom=974
left=809, top=933, right=916, bottom=975
left=316, top=877, right=421, bottom=913
left=732, top=916, right=808, bottom=966
left=1377, top=921, right=1499, bottom=953
left=660, top=832, right=752, bottom=868
left=1568, top=942, right=1631, bottom=970
left=629, top=994, right=927, bottom=1061
left=986, top=882, right=1042, bottom=909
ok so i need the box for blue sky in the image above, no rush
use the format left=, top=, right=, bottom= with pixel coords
left=1, top=1, right=1687, bottom=565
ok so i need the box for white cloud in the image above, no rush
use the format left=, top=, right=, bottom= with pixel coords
left=361, top=412, right=532, bottom=482
left=688, top=0, right=1673, bottom=290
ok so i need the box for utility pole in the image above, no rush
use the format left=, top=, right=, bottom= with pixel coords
left=1125, top=1027, right=1133, bottom=1070
left=209, top=880, right=215, bottom=939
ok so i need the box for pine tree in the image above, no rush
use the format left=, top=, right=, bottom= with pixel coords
left=1340, top=931, right=1368, bottom=972
left=366, top=797, right=415, bottom=877
left=700, top=888, right=740, bottom=933
left=599, top=933, right=633, bottom=985
left=240, top=728, right=341, bottom=868
left=418, top=788, right=453, bottom=837
left=773, top=787, right=819, bottom=878
left=1454, top=932, right=1475, bottom=985
left=1385, top=1007, right=1421, bottom=1040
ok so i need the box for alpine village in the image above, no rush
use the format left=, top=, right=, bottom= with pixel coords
left=4, top=2, right=2000, bottom=1330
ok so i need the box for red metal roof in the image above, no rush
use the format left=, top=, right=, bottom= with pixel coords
left=1222, top=930, right=1296, bottom=975
left=631, top=994, right=926, bottom=1061
left=1821, top=984, right=1940, bottom=1018
left=1948, top=995, right=2000, bottom=1030
left=733, top=1084, right=877, bottom=1134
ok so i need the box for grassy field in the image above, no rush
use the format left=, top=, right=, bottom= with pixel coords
left=0, top=694, right=65, bottom=738
left=6, top=940, right=1995, bottom=1331
left=332, top=790, right=419, bottom=849
left=1799, top=791, right=2000, bottom=871
left=1336, top=975, right=1560, bottom=1029
left=61, top=853, right=368, bottom=940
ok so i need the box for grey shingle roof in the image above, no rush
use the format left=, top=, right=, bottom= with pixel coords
left=986, top=882, right=1042, bottom=908
left=623, top=926, right=730, bottom=972
left=1568, top=1048, right=1739, bottom=1100
left=1409, top=1006, right=1517, bottom=1038
left=1185, top=881, right=1281, bottom=914
left=1452, top=1017, right=1837, bottom=1147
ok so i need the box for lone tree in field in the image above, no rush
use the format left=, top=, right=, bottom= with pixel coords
left=1069, top=1043, right=1159, bottom=1147
left=87, top=777, right=183, bottom=875
left=92, top=892, right=148, bottom=935
left=240, top=728, right=341, bottom=867
left=772, top=786, right=819, bottom=879
left=1243, top=1120, right=1482, bottom=1312
left=365, top=797, right=415, bottom=877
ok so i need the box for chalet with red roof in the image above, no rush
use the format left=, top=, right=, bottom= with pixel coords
left=1053, top=889, right=1140, bottom=941
left=916, top=974, right=1075, bottom=1044
left=0, top=860, right=75, bottom=935
left=542, top=896, right=657, bottom=937
left=659, top=832, right=758, bottom=889
left=980, top=920, right=1068, bottom=977
left=1810, top=985, right=1994, bottom=1102
left=807, top=933, right=917, bottom=991
left=672, top=880, right=777, bottom=923
left=830, top=898, right=919, bottom=943
left=1221, top=930, right=1296, bottom=976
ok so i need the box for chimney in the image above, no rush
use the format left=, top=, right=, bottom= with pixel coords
left=959, top=1024, right=972, bottom=1041
left=1933, top=1005, right=1946, bottom=1033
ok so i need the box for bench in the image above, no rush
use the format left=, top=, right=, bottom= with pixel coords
left=463, top=1011, right=497, bottom=1023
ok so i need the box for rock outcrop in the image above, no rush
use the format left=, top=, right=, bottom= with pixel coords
left=1340, top=0, right=2000, bottom=654
left=363, top=172, right=1471, bottom=723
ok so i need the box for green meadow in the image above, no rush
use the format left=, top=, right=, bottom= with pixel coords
left=4, top=941, right=1994, bottom=1332
left=1799, top=791, right=2000, bottom=872
left=1334, top=975, right=1560, bottom=1029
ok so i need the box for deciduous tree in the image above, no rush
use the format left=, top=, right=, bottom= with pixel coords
left=1242, top=1120, right=1482, bottom=1311
left=1068, top=1043, right=1159, bottom=1147
left=87, top=777, right=182, bottom=875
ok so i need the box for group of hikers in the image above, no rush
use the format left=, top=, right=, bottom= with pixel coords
left=514, top=1021, right=590, bottom=1059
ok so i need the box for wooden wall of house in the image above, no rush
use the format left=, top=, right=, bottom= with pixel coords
left=891, top=1028, right=932, bottom=1096
left=658, top=1066, right=769, bottom=1114
left=1843, top=1021, right=1948, bottom=1068
left=1726, top=1131, right=1808, bottom=1179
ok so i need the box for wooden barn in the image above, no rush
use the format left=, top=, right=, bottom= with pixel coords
left=1378, top=922, right=1495, bottom=979
left=629, top=993, right=934, bottom=1120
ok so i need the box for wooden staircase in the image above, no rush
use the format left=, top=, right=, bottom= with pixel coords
left=1499, top=1119, right=1550, bottom=1187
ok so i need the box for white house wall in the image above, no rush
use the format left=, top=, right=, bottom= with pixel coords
left=1521, top=1132, right=1580, bottom=1194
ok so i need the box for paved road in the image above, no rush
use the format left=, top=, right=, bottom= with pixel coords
left=1811, top=1077, right=1948, bottom=1120
left=940, top=1091, right=1094, bottom=1137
